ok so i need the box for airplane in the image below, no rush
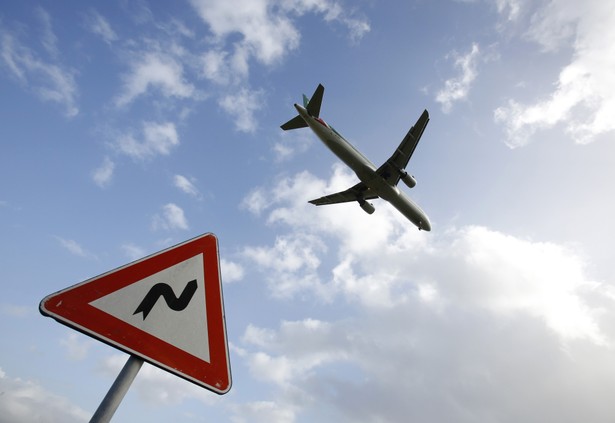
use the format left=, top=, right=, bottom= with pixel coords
left=281, top=84, right=432, bottom=231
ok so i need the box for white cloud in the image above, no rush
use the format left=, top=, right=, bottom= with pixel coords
left=0, top=24, right=78, bottom=117
left=191, top=0, right=370, bottom=84
left=60, top=333, right=93, bottom=361
left=243, top=166, right=610, bottom=341
left=241, top=319, right=352, bottom=392
left=243, top=233, right=328, bottom=299
left=115, top=121, right=179, bottom=160
left=447, top=226, right=605, bottom=344
left=219, top=88, right=263, bottom=132
left=35, top=7, right=59, bottom=58
left=494, top=0, right=615, bottom=147
left=190, top=1, right=370, bottom=132
left=92, top=156, right=115, bottom=188
left=290, top=0, right=371, bottom=41
left=152, top=203, right=189, bottom=231
left=200, top=47, right=250, bottom=85
left=84, top=9, right=118, bottom=44
left=55, top=236, right=95, bottom=259
left=201, top=49, right=234, bottom=85
left=231, top=401, right=296, bottom=423
left=115, top=51, right=195, bottom=107
left=190, top=0, right=301, bottom=67
left=220, top=258, right=245, bottom=283
left=343, top=15, right=371, bottom=43
left=496, top=0, right=524, bottom=21
left=435, top=43, right=480, bottom=113
left=238, top=302, right=615, bottom=421
left=0, top=304, right=31, bottom=318
left=173, top=174, right=200, bottom=197
left=0, top=368, right=89, bottom=423
left=241, top=167, right=421, bottom=302
left=235, top=165, right=615, bottom=420
left=273, top=130, right=313, bottom=161
left=241, top=188, right=270, bottom=216
left=121, top=243, right=147, bottom=260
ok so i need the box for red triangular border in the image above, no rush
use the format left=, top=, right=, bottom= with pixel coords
left=40, top=233, right=231, bottom=394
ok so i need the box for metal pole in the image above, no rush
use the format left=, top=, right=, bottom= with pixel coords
left=90, top=355, right=144, bottom=423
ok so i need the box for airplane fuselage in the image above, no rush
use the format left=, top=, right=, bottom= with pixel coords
left=294, top=104, right=431, bottom=231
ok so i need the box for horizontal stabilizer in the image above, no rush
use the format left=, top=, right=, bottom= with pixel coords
left=281, top=115, right=308, bottom=130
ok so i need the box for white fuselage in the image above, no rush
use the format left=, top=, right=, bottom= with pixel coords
left=295, top=104, right=431, bottom=231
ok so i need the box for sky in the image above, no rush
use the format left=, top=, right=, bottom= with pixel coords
left=1, top=0, right=615, bottom=421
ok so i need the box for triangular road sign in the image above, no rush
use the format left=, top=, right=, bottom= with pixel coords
left=40, top=233, right=231, bottom=394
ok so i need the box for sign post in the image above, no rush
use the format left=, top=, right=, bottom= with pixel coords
left=90, top=355, right=144, bottom=423
left=40, top=233, right=231, bottom=419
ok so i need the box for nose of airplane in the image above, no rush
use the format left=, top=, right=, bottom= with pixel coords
left=420, top=219, right=432, bottom=232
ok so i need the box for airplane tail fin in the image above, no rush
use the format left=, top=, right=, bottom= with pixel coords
left=280, top=84, right=324, bottom=130
left=305, top=84, right=324, bottom=118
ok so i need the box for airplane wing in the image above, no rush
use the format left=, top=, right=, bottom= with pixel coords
left=308, top=182, right=378, bottom=205
left=376, top=109, right=429, bottom=185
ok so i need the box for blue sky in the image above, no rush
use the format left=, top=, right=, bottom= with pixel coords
left=2, top=0, right=615, bottom=421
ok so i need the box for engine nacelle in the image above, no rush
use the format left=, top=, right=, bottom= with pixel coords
left=359, top=199, right=375, bottom=214
left=399, top=170, right=417, bottom=188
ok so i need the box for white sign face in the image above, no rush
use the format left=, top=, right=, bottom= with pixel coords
left=40, top=233, right=231, bottom=394
left=90, top=254, right=210, bottom=362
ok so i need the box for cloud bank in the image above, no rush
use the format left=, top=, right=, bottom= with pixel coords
left=236, top=165, right=615, bottom=421
left=0, top=368, right=89, bottom=423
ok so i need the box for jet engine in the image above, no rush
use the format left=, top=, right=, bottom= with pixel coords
left=358, top=198, right=375, bottom=214
left=399, top=170, right=417, bottom=188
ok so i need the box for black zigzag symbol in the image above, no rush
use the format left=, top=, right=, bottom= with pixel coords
left=133, top=279, right=198, bottom=320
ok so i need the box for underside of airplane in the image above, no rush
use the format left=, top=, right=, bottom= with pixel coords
left=281, top=84, right=432, bottom=231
